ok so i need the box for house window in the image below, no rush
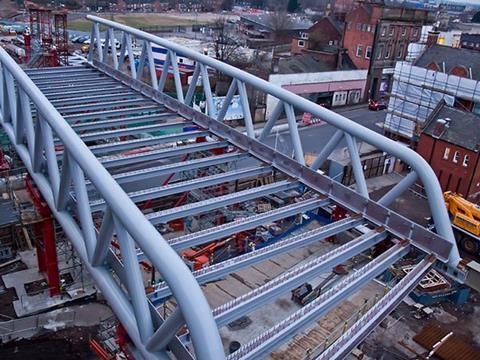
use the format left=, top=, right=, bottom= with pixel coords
left=443, top=147, right=450, bottom=160
left=361, top=24, right=367, bottom=32
left=300, top=32, right=309, bottom=39
left=402, top=26, right=407, bottom=36
left=453, top=151, right=459, bottom=163
left=298, top=40, right=305, bottom=47
left=385, top=45, right=392, bottom=59
left=381, top=26, right=386, bottom=36
left=356, top=44, right=363, bottom=57
left=413, top=28, right=418, bottom=37
left=328, top=40, right=334, bottom=45
left=356, top=23, right=362, bottom=31
left=463, top=155, right=470, bottom=167
left=377, top=45, right=384, bottom=59
left=347, top=22, right=352, bottom=30
left=397, top=44, right=404, bottom=59
left=367, top=25, right=372, bottom=32
left=365, top=46, right=372, bottom=59
left=389, top=26, right=395, bottom=36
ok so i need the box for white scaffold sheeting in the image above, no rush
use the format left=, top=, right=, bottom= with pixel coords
left=385, top=62, right=480, bottom=139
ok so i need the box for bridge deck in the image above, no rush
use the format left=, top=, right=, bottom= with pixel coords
left=0, top=40, right=447, bottom=359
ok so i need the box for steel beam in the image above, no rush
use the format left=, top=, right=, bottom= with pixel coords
left=378, top=171, right=418, bottom=207
left=71, top=113, right=180, bottom=132
left=25, top=66, right=94, bottom=76
left=214, top=229, right=387, bottom=327
left=32, top=74, right=104, bottom=86
left=43, top=85, right=128, bottom=99
left=150, top=217, right=363, bottom=303
left=317, top=255, right=434, bottom=360
left=227, top=242, right=410, bottom=360
left=145, top=180, right=298, bottom=225
left=94, top=152, right=248, bottom=188
left=63, top=105, right=161, bottom=122
left=56, top=98, right=154, bottom=113
left=81, top=130, right=210, bottom=155
left=74, top=121, right=193, bottom=142
left=166, top=197, right=329, bottom=251
left=50, top=91, right=139, bottom=107
left=98, top=140, right=229, bottom=169
left=90, top=166, right=273, bottom=212
left=36, top=79, right=119, bottom=91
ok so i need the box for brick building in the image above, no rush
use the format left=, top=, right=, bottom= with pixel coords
left=460, top=33, right=480, bottom=51
left=417, top=101, right=480, bottom=203
left=342, top=2, right=431, bottom=100
left=290, top=16, right=346, bottom=70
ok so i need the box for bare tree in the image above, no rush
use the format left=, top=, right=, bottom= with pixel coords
left=212, top=16, right=242, bottom=65
left=267, top=12, right=292, bottom=40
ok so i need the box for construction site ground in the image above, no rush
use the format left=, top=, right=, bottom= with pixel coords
left=0, top=302, right=113, bottom=359
left=360, top=292, right=480, bottom=359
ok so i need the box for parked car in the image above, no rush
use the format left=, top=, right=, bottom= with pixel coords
left=368, top=99, right=387, bottom=111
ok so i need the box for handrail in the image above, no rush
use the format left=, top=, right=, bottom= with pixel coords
left=86, top=14, right=459, bottom=266
left=0, top=47, right=224, bottom=359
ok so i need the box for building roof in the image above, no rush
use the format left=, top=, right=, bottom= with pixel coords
left=414, top=44, right=480, bottom=81
left=278, top=53, right=356, bottom=74
left=240, top=14, right=313, bottom=31
left=278, top=54, right=329, bottom=73
left=422, top=101, right=480, bottom=152
left=0, top=198, right=17, bottom=227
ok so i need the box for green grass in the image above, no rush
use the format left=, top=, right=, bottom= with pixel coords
left=68, top=13, right=215, bottom=32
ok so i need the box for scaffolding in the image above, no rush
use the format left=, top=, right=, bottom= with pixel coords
left=384, top=61, right=480, bottom=141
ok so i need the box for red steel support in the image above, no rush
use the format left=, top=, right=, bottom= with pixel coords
left=25, top=175, right=61, bottom=296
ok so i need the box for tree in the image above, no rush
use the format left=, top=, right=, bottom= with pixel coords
left=268, top=11, right=292, bottom=40
left=221, top=0, right=234, bottom=11
left=212, top=16, right=243, bottom=65
left=287, top=0, right=298, bottom=13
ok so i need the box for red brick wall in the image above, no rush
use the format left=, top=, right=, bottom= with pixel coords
left=291, top=18, right=342, bottom=55
left=418, top=134, right=479, bottom=198
left=343, top=7, right=377, bottom=69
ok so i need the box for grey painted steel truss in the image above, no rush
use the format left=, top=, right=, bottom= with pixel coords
left=0, top=15, right=465, bottom=360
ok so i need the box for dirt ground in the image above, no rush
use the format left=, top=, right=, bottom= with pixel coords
left=361, top=290, right=480, bottom=359
left=0, top=325, right=99, bottom=360
left=0, top=260, right=27, bottom=318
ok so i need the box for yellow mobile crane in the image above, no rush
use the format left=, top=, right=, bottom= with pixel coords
left=444, top=191, right=480, bottom=256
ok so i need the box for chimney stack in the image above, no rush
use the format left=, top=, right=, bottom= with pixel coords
left=432, top=119, right=446, bottom=137
left=426, top=30, right=440, bottom=47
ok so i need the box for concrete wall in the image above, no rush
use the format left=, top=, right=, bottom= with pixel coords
left=266, top=70, right=368, bottom=117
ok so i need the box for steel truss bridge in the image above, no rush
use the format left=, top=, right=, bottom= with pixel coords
left=0, top=15, right=466, bottom=360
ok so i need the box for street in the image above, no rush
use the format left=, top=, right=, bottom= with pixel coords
left=263, top=106, right=386, bottom=157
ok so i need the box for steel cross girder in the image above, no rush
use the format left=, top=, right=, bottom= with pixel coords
left=213, top=229, right=388, bottom=328
left=145, top=180, right=299, bottom=225
left=316, top=255, right=434, bottom=360
left=166, top=197, right=329, bottom=251
left=90, top=166, right=274, bottom=212
left=98, top=140, right=229, bottom=169
left=149, top=217, right=363, bottom=303
left=95, top=152, right=249, bottom=188
left=227, top=242, right=411, bottom=360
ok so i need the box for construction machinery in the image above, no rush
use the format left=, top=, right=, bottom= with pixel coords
left=444, top=191, right=480, bottom=256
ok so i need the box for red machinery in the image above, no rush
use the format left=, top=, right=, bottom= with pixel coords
left=24, top=175, right=60, bottom=296
left=182, top=241, right=227, bottom=271
left=26, top=1, right=68, bottom=67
